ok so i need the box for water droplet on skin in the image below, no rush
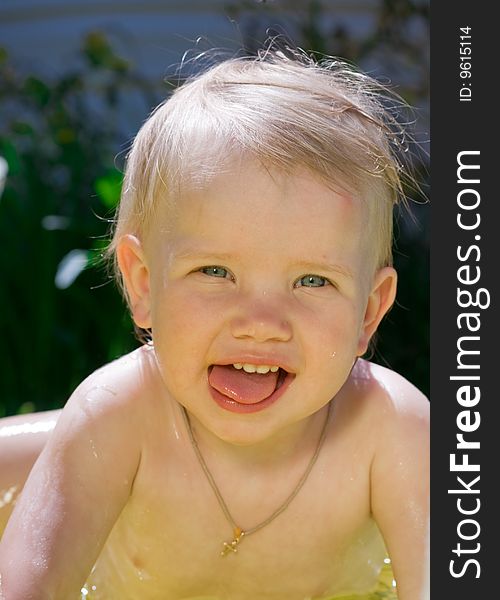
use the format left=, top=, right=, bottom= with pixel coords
left=330, top=351, right=336, bottom=358
left=136, top=566, right=153, bottom=582
left=172, top=421, right=181, bottom=440
left=89, top=439, right=99, bottom=459
left=0, top=485, right=18, bottom=509
left=85, top=385, right=117, bottom=404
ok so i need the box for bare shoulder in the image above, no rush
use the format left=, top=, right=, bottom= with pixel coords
left=71, top=345, right=152, bottom=401
left=347, top=358, right=429, bottom=429
left=333, top=358, right=429, bottom=470
left=46, top=344, right=160, bottom=475
left=62, top=345, right=155, bottom=426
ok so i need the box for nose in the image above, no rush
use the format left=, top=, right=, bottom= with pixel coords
left=230, top=297, right=292, bottom=343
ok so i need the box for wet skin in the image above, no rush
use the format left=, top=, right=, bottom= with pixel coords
left=0, top=163, right=429, bottom=599
left=0, top=353, right=424, bottom=599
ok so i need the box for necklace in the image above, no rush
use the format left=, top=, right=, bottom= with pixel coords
left=180, top=401, right=331, bottom=557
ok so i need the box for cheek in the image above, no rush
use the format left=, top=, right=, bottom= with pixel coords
left=151, top=292, right=201, bottom=342
left=149, top=283, right=224, bottom=359
left=296, top=309, right=360, bottom=407
left=303, top=301, right=362, bottom=362
left=149, top=292, right=211, bottom=394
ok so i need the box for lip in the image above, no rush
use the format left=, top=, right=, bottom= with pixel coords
left=208, top=368, right=295, bottom=414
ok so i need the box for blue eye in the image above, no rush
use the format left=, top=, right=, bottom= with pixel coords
left=200, top=266, right=231, bottom=279
left=295, top=275, right=330, bottom=288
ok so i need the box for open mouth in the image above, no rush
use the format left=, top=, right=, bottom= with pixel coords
left=207, top=363, right=294, bottom=414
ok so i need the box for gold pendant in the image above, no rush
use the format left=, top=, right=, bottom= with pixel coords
left=221, top=527, right=245, bottom=557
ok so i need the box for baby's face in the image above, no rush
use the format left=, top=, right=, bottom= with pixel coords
left=121, top=160, right=396, bottom=445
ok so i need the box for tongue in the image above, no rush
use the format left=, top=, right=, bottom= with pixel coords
left=209, top=365, right=280, bottom=404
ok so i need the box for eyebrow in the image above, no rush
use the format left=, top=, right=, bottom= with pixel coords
left=173, top=250, right=235, bottom=263
left=173, top=251, right=353, bottom=279
left=291, top=261, right=353, bottom=279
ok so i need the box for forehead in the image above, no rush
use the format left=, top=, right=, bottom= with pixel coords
left=149, top=160, right=372, bottom=273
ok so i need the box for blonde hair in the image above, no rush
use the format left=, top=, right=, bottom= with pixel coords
left=109, top=48, right=412, bottom=287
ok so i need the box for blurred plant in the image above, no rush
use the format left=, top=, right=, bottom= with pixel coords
left=0, top=33, right=160, bottom=417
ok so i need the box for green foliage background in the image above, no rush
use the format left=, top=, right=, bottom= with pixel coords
left=0, top=0, right=429, bottom=417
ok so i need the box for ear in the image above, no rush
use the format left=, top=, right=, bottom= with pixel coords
left=356, top=267, right=397, bottom=357
left=116, top=234, right=152, bottom=329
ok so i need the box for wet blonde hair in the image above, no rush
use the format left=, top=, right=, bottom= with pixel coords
left=109, top=48, right=412, bottom=289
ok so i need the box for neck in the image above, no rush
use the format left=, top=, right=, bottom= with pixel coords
left=181, top=402, right=331, bottom=473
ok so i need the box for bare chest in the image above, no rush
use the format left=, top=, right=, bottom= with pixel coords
left=85, top=437, right=385, bottom=600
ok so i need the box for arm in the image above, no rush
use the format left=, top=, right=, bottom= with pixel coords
left=0, top=379, right=142, bottom=599
left=370, top=377, right=430, bottom=600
